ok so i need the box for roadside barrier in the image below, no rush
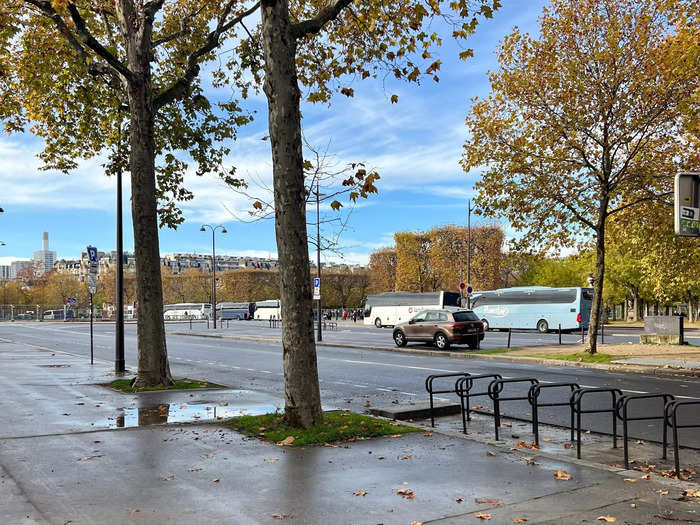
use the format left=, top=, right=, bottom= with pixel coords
left=487, top=377, right=539, bottom=441
left=424, top=372, right=695, bottom=476
left=425, top=373, right=471, bottom=427
left=528, top=382, right=579, bottom=446
left=616, top=393, right=674, bottom=469
left=665, top=399, right=700, bottom=478
left=570, top=388, right=622, bottom=459
left=455, top=374, right=502, bottom=433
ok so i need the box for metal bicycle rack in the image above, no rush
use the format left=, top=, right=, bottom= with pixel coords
left=425, top=373, right=471, bottom=427
left=570, top=388, right=622, bottom=459
left=487, top=377, right=539, bottom=441
left=665, top=399, right=700, bottom=477
left=528, top=382, right=579, bottom=446
left=615, top=393, right=674, bottom=470
left=455, top=374, right=502, bottom=433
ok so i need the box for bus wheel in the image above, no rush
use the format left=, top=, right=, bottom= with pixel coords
left=537, top=319, right=549, bottom=333
left=434, top=332, right=450, bottom=350
left=374, top=317, right=382, bottom=328
left=481, top=319, right=489, bottom=331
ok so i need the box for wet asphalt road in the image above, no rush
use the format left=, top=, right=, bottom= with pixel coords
left=1, top=321, right=698, bottom=448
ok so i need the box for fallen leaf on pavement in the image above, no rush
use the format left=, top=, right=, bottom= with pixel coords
left=378, top=456, right=386, bottom=460
left=189, top=468, right=203, bottom=472
left=564, top=443, right=573, bottom=449
left=353, top=490, right=368, bottom=496
left=399, top=455, right=412, bottom=460
left=212, top=478, right=220, bottom=483
left=271, top=514, right=289, bottom=519
left=277, top=436, right=295, bottom=446
left=475, top=498, right=500, bottom=506
left=513, top=519, right=527, bottom=523
left=596, top=517, right=616, bottom=523
left=397, top=488, right=414, bottom=499
left=364, top=400, right=371, bottom=407
left=474, top=405, right=485, bottom=410
left=411, top=522, right=423, bottom=525
left=265, top=458, right=279, bottom=463
left=641, top=474, right=650, bottom=480
left=390, top=434, right=403, bottom=438
left=128, top=509, right=140, bottom=516
left=158, top=475, right=175, bottom=481
left=456, top=498, right=464, bottom=503
left=553, top=470, right=572, bottom=480
left=520, top=457, right=540, bottom=465
left=683, top=489, right=700, bottom=498
left=475, top=513, right=492, bottom=520
left=517, top=441, right=539, bottom=450
left=77, top=455, right=103, bottom=462
left=657, top=490, right=669, bottom=496
left=423, top=432, right=432, bottom=437
left=623, top=478, right=638, bottom=483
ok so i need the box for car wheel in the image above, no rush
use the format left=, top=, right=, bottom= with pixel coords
left=481, top=319, right=489, bottom=331
left=434, top=332, right=450, bottom=350
left=393, top=330, right=407, bottom=347
left=467, top=336, right=479, bottom=350
left=537, top=319, right=549, bottom=333
left=374, top=317, right=382, bottom=328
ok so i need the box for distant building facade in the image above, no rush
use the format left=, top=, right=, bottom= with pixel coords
left=33, top=232, right=56, bottom=276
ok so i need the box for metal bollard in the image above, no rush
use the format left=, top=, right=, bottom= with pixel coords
left=207, top=318, right=210, bottom=329
left=507, top=328, right=512, bottom=348
left=581, top=324, right=584, bottom=343
left=189, top=318, right=192, bottom=330
left=601, top=323, right=604, bottom=344
left=558, top=324, right=562, bottom=345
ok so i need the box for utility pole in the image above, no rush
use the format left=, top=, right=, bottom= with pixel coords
left=467, top=199, right=473, bottom=309
left=115, top=126, right=125, bottom=375
left=316, top=178, right=322, bottom=342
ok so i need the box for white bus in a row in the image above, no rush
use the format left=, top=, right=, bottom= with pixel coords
left=363, top=287, right=592, bottom=332
left=163, top=300, right=282, bottom=321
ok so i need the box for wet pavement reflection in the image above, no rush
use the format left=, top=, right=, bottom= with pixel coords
left=110, top=402, right=280, bottom=428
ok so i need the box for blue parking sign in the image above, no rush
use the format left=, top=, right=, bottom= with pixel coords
left=87, top=246, right=98, bottom=264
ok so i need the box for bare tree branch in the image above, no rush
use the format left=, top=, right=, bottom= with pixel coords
left=292, top=0, right=353, bottom=38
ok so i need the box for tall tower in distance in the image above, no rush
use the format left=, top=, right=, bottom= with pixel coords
left=33, top=231, right=57, bottom=276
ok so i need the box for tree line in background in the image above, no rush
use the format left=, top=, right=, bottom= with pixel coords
left=0, top=266, right=370, bottom=311
left=368, top=225, right=505, bottom=295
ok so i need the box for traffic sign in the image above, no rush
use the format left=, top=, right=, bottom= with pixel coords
left=459, top=282, right=466, bottom=290
left=313, top=277, right=321, bottom=300
left=467, top=284, right=473, bottom=295
left=69, top=297, right=76, bottom=304
left=87, top=246, right=99, bottom=264
left=88, top=273, right=97, bottom=295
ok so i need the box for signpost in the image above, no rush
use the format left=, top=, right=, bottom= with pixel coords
left=87, top=246, right=98, bottom=365
left=313, top=277, right=321, bottom=301
left=675, top=172, right=700, bottom=237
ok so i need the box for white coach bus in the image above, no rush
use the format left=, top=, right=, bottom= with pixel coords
left=363, top=291, right=462, bottom=328
left=163, top=303, right=212, bottom=320
left=254, top=299, right=282, bottom=320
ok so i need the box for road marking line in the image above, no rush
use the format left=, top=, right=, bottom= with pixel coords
left=399, top=392, right=417, bottom=396
left=353, top=384, right=368, bottom=388
left=342, top=359, right=457, bottom=373
left=376, top=388, right=394, bottom=392
left=260, top=370, right=273, bottom=374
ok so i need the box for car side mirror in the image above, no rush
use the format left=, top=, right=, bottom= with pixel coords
left=408, top=319, right=415, bottom=325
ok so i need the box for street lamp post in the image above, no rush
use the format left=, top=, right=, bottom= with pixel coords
left=200, top=224, right=227, bottom=329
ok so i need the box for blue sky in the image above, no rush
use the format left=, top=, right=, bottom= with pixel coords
left=0, top=1, right=548, bottom=266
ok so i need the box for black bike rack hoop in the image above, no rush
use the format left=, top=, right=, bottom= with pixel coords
left=528, top=382, right=579, bottom=446
left=487, top=377, right=539, bottom=441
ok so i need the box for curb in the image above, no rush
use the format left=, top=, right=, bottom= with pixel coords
left=169, top=331, right=700, bottom=379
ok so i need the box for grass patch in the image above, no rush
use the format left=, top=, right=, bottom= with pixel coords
left=521, top=352, right=618, bottom=364
left=226, top=411, right=421, bottom=446
left=109, top=378, right=219, bottom=392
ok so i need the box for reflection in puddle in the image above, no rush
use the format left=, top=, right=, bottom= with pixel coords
left=108, top=403, right=280, bottom=428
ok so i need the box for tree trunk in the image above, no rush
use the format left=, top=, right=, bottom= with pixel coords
left=119, top=3, right=172, bottom=387
left=631, top=290, right=639, bottom=322
left=585, top=200, right=608, bottom=354
left=260, top=0, right=322, bottom=428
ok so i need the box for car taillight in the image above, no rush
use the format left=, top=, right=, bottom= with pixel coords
left=576, top=313, right=582, bottom=323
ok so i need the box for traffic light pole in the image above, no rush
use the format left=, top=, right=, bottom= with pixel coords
left=467, top=199, right=472, bottom=310
left=115, top=131, right=125, bottom=375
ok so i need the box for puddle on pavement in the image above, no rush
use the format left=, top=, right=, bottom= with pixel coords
left=103, top=402, right=280, bottom=429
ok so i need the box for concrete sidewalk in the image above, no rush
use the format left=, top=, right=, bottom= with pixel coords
left=1, top=340, right=699, bottom=525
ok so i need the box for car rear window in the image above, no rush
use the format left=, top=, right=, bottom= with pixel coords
left=453, top=311, right=479, bottom=322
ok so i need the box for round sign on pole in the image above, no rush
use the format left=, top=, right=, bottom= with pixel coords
left=467, top=285, right=473, bottom=295
left=459, top=282, right=466, bottom=290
